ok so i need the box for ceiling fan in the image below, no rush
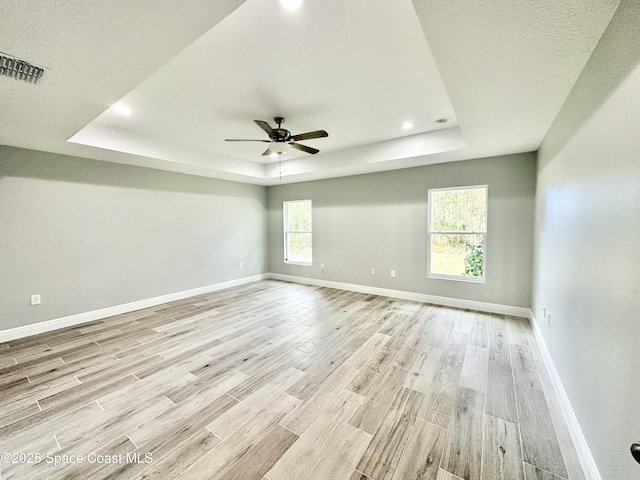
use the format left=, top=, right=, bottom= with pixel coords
left=225, top=117, right=328, bottom=156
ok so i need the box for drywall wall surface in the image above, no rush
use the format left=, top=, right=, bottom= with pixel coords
left=267, top=153, right=536, bottom=308
left=0, top=146, right=267, bottom=330
left=533, top=0, right=640, bottom=477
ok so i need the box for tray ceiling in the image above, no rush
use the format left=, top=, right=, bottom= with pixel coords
left=0, top=0, right=620, bottom=185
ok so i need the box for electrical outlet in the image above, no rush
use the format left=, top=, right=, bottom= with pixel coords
left=30, top=294, right=41, bottom=305
left=370, top=268, right=376, bottom=275
left=239, top=262, right=243, bottom=269
left=390, top=270, right=396, bottom=278
left=320, top=263, right=325, bottom=271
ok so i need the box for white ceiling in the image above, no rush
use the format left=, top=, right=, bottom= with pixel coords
left=0, top=0, right=620, bottom=185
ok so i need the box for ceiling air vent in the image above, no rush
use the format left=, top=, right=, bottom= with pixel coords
left=0, top=54, right=44, bottom=83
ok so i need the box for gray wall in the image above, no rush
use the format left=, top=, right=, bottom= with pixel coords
left=268, top=153, right=536, bottom=308
left=532, top=0, right=640, bottom=478
left=0, top=146, right=268, bottom=330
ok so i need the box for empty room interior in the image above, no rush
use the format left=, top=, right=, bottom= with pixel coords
left=1, top=0, right=638, bottom=479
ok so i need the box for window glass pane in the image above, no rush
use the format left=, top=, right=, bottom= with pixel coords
left=430, top=234, right=484, bottom=277
left=431, top=188, right=486, bottom=232
left=287, top=232, right=312, bottom=264
left=286, top=201, right=312, bottom=231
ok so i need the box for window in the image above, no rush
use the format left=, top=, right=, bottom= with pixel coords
left=284, top=199, right=312, bottom=265
left=428, top=185, right=487, bottom=282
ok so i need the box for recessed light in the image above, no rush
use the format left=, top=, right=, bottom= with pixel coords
left=401, top=122, right=414, bottom=130
left=113, top=104, right=132, bottom=117
left=280, top=0, right=303, bottom=10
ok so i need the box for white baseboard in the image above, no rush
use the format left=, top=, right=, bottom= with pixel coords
left=2, top=273, right=527, bottom=343
left=528, top=312, right=601, bottom=480
left=0, top=274, right=268, bottom=343
left=268, top=273, right=530, bottom=318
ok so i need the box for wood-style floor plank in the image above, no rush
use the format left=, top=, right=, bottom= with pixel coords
left=207, top=367, right=305, bottom=440
left=345, top=346, right=398, bottom=397
left=439, top=331, right=469, bottom=368
left=417, top=362, right=461, bottom=428
left=486, top=360, right=519, bottom=424
left=0, top=434, right=60, bottom=479
left=131, top=429, right=221, bottom=480
left=437, top=470, right=465, bottom=480
left=267, top=389, right=364, bottom=480
left=469, top=312, right=489, bottom=348
left=286, top=349, right=352, bottom=401
left=0, top=280, right=585, bottom=479
left=483, top=414, right=525, bottom=480
left=355, top=387, right=423, bottom=480
left=489, top=329, right=511, bottom=364
left=403, top=346, right=444, bottom=394
left=391, top=418, right=447, bottom=480
left=516, top=384, right=568, bottom=478
left=528, top=339, right=564, bottom=418
left=550, top=413, right=587, bottom=480
left=507, top=317, right=531, bottom=347
left=458, top=345, right=489, bottom=393
left=177, top=392, right=300, bottom=479
left=348, top=365, right=407, bottom=435
left=350, top=470, right=374, bottom=480
left=48, top=434, right=137, bottom=480
left=511, top=343, right=544, bottom=390
left=523, top=462, right=566, bottom=480
left=305, top=423, right=372, bottom=480
left=442, top=386, right=484, bottom=480
left=128, top=370, right=248, bottom=447
left=217, top=424, right=298, bottom=480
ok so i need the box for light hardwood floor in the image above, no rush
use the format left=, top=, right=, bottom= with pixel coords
left=0, top=280, right=585, bottom=480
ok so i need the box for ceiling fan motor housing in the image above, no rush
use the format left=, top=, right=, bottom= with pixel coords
left=272, top=129, right=291, bottom=142
left=272, top=118, right=290, bottom=141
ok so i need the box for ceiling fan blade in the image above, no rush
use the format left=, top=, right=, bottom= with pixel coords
left=290, top=130, right=328, bottom=141
left=254, top=120, right=275, bottom=138
left=291, top=143, right=319, bottom=155
left=262, top=148, right=273, bottom=156
left=225, top=139, right=271, bottom=142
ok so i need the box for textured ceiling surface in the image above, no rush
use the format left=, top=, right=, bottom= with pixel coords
left=0, top=0, right=621, bottom=185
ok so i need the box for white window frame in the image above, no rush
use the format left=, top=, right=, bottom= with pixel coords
left=283, top=199, right=312, bottom=266
left=427, top=185, right=487, bottom=283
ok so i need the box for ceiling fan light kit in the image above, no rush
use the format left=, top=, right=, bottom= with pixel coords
left=269, top=141, right=291, bottom=156
left=225, top=116, right=328, bottom=159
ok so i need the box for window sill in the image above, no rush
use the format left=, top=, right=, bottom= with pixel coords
left=428, top=273, right=486, bottom=283
left=285, top=261, right=312, bottom=267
